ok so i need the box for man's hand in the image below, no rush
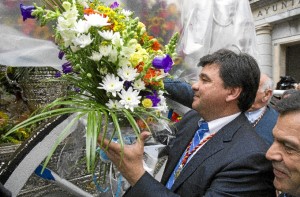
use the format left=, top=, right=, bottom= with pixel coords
left=98, top=131, right=151, bottom=186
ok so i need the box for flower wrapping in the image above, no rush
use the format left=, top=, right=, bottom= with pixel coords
left=4, top=0, right=178, bottom=177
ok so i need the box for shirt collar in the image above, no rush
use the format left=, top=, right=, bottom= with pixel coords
left=198, top=112, right=241, bottom=135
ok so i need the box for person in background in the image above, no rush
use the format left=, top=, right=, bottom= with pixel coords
left=164, top=73, right=278, bottom=146
left=99, top=49, right=276, bottom=196
left=245, top=73, right=278, bottom=145
left=266, top=91, right=300, bottom=197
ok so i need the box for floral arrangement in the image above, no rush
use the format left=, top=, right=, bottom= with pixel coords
left=4, top=0, right=178, bottom=173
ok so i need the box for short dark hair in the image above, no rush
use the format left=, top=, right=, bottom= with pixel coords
left=276, top=91, right=300, bottom=115
left=198, top=49, right=260, bottom=112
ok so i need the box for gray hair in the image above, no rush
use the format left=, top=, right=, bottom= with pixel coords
left=260, top=76, right=274, bottom=92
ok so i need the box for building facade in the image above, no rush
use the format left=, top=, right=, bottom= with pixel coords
left=250, top=0, right=300, bottom=84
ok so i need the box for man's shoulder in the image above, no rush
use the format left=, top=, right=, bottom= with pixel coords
left=264, top=105, right=279, bottom=120
left=267, top=105, right=279, bottom=114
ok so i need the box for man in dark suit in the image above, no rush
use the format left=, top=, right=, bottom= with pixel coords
left=266, top=91, right=300, bottom=197
left=99, top=49, right=276, bottom=196
left=164, top=73, right=278, bottom=146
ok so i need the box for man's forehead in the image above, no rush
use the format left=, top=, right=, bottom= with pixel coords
left=274, top=112, right=300, bottom=141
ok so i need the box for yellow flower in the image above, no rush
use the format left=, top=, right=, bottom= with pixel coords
left=142, top=98, right=153, bottom=108
left=129, top=47, right=149, bottom=66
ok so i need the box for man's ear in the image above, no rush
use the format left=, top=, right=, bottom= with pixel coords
left=262, top=89, right=273, bottom=102
left=226, top=87, right=242, bottom=102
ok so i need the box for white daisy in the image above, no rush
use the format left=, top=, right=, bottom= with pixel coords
left=89, top=51, right=103, bottom=61
left=84, top=14, right=110, bottom=27
left=112, top=32, right=124, bottom=47
left=99, top=45, right=112, bottom=57
left=118, top=87, right=141, bottom=111
left=98, top=74, right=123, bottom=97
left=72, top=33, right=93, bottom=48
left=106, top=99, right=123, bottom=109
left=74, top=19, right=90, bottom=33
left=117, top=65, right=139, bottom=81
left=98, top=30, right=114, bottom=40
left=133, top=79, right=146, bottom=90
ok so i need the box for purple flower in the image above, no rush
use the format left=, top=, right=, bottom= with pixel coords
left=124, top=81, right=132, bottom=90
left=54, top=71, right=62, bottom=78
left=20, top=4, right=36, bottom=21
left=146, top=91, right=160, bottom=107
left=152, top=54, right=173, bottom=73
left=110, top=1, right=119, bottom=9
left=58, top=51, right=65, bottom=60
left=62, top=62, right=73, bottom=74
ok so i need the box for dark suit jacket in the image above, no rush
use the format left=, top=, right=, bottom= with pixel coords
left=255, top=105, right=278, bottom=146
left=124, top=110, right=276, bottom=196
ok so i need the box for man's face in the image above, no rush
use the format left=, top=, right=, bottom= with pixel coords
left=266, top=111, right=300, bottom=196
left=191, top=64, right=231, bottom=120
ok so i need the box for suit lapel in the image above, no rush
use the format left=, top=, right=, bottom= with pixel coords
left=161, top=111, right=200, bottom=184
left=170, top=114, right=247, bottom=191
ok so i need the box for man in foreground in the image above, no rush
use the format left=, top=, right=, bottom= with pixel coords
left=99, top=49, right=276, bottom=196
left=266, top=91, right=300, bottom=197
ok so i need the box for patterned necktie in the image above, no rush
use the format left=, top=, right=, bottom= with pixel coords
left=166, top=120, right=210, bottom=189
left=190, top=121, right=209, bottom=151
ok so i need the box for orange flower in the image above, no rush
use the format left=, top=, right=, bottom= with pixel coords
left=152, top=40, right=161, bottom=51
left=84, top=8, right=100, bottom=15
left=135, top=62, right=145, bottom=73
left=143, top=68, right=162, bottom=86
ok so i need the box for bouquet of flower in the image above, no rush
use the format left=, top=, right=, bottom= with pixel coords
left=4, top=0, right=178, bottom=173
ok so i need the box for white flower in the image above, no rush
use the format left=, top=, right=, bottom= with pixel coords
left=89, top=51, right=103, bottom=61
left=106, top=99, right=123, bottom=109
left=117, top=65, right=139, bottom=81
left=59, top=29, right=76, bottom=47
left=84, top=14, right=110, bottom=27
left=77, top=0, right=89, bottom=7
left=99, top=45, right=112, bottom=57
left=98, top=30, right=114, bottom=40
left=118, top=57, right=131, bottom=67
left=118, top=87, right=141, bottom=111
left=157, top=90, right=168, bottom=112
left=72, top=33, right=93, bottom=48
left=121, top=9, right=133, bottom=17
left=70, top=45, right=80, bottom=52
left=74, top=19, right=90, bottom=33
left=108, top=48, right=118, bottom=63
left=112, top=32, right=124, bottom=47
left=120, top=46, right=135, bottom=58
left=133, top=79, right=145, bottom=90
left=98, top=74, right=123, bottom=97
